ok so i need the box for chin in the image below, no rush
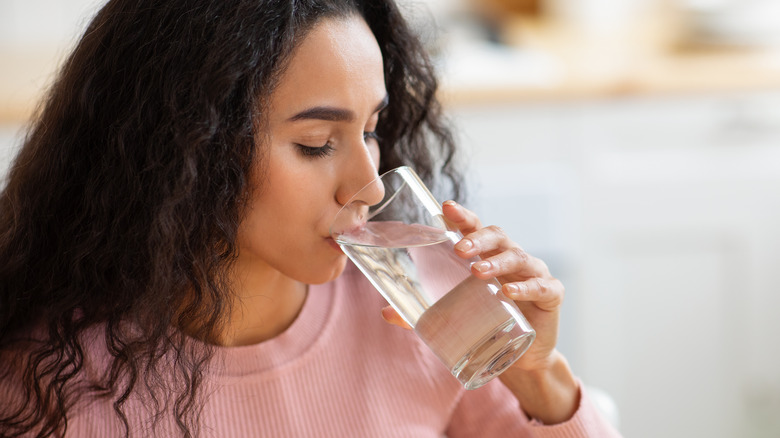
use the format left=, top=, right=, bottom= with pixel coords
left=303, top=256, right=349, bottom=285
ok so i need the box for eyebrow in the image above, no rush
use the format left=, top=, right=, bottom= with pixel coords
left=287, top=94, right=389, bottom=123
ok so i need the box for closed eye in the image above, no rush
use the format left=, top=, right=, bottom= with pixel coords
left=296, top=143, right=335, bottom=158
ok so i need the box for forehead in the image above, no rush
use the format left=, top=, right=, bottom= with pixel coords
left=268, top=15, right=386, bottom=117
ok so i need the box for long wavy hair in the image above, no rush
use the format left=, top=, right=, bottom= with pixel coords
left=0, top=0, right=462, bottom=436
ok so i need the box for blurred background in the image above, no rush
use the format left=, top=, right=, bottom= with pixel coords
left=2, top=0, right=780, bottom=436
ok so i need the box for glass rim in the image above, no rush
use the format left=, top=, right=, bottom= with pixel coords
left=329, top=165, right=430, bottom=238
left=328, top=165, right=442, bottom=239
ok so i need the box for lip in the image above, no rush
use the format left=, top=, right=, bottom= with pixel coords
left=325, top=237, right=343, bottom=253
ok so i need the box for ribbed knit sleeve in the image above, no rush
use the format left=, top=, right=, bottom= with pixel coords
left=526, top=383, right=622, bottom=438
left=447, top=377, right=622, bottom=438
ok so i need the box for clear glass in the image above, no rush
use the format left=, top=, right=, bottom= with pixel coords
left=330, top=166, right=535, bottom=390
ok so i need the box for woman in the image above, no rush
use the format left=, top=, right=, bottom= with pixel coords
left=0, top=0, right=621, bottom=437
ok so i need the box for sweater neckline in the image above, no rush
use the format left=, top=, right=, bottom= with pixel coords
left=208, top=280, right=336, bottom=377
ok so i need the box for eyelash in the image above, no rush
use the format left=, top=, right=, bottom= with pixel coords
left=364, top=131, right=380, bottom=142
left=296, top=131, right=380, bottom=158
left=297, top=143, right=335, bottom=158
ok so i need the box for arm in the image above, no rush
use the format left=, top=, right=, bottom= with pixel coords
left=446, top=376, right=622, bottom=438
left=445, top=199, right=624, bottom=435
left=382, top=200, right=622, bottom=435
left=442, top=200, right=580, bottom=423
left=497, top=350, right=579, bottom=424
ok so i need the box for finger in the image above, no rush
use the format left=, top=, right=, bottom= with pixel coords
left=442, top=201, right=482, bottom=235
left=502, top=277, right=564, bottom=311
left=381, top=306, right=412, bottom=330
left=470, top=247, right=551, bottom=281
left=453, top=225, right=514, bottom=260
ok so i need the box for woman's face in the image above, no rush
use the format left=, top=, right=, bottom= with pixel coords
left=236, top=15, right=388, bottom=284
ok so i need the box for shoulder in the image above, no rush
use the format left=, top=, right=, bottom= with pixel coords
left=0, top=326, right=116, bottom=436
left=0, top=346, right=27, bottom=420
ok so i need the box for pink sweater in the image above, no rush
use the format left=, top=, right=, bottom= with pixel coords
left=6, top=265, right=622, bottom=437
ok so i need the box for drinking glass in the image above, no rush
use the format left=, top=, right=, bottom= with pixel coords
left=330, top=166, right=535, bottom=390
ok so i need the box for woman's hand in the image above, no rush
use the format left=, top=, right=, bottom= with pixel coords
left=442, top=200, right=563, bottom=372
left=381, top=200, right=564, bottom=371
left=381, top=200, right=579, bottom=424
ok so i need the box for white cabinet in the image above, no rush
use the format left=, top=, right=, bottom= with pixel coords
left=451, top=91, right=780, bottom=438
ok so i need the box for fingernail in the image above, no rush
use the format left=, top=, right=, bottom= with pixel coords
left=443, top=200, right=458, bottom=208
left=503, top=284, right=516, bottom=297
left=473, top=261, right=491, bottom=272
left=380, top=306, right=393, bottom=322
left=506, top=283, right=524, bottom=298
left=454, top=239, right=473, bottom=252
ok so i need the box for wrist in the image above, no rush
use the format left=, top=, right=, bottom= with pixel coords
left=499, top=350, right=580, bottom=425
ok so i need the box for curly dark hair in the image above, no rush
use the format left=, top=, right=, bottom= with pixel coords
left=0, top=0, right=462, bottom=436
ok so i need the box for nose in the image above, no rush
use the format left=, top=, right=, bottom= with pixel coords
left=335, top=141, right=385, bottom=208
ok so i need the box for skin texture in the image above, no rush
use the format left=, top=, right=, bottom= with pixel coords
left=225, top=14, right=578, bottom=424
left=219, top=15, right=386, bottom=347
left=446, top=201, right=578, bottom=423
left=383, top=200, right=578, bottom=424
